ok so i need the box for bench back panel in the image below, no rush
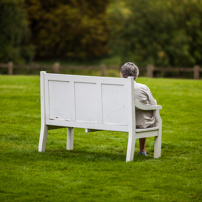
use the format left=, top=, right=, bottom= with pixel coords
left=43, top=73, right=134, bottom=132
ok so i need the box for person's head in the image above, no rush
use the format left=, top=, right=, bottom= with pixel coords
left=120, top=62, right=139, bottom=80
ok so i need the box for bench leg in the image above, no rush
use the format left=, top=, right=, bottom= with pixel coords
left=154, top=131, right=162, bottom=158
left=38, top=124, right=48, bottom=152
left=126, top=132, right=136, bottom=162
left=67, top=127, right=74, bottom=150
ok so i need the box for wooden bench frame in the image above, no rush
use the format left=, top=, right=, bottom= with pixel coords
left=38, top=71, right=162, bottom=162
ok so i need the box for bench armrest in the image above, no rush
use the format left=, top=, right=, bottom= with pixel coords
left=135, top=100, right=162, bottom=110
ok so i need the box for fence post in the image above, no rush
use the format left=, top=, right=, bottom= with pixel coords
left=147, top=64, right=154, bottom=78
left=8, top=62, right=13, bottom=75
left=53, top=62, right=60, bottom=73
left=101, top=64, right=106, bottom=76
left=193, top=65, right=200, bottom=79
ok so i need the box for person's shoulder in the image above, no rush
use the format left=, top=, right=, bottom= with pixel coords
left=134, top=81, right=149, bottom=90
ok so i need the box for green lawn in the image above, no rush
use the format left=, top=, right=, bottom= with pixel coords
left=0, top=75, right=202, bottom=202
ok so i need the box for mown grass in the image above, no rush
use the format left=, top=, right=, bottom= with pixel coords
left=0, top=75, right=202, bottom=202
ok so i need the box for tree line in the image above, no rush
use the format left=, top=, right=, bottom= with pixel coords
left=0, top=0, right=202, bottom=67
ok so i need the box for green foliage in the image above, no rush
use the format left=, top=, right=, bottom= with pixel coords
left=108, top=0, right=202, bottom=67
left=1, top=0, right=202, bottom=66
left=0, top=76, right=202, bottom=201
left=0, top=0, right=35, bottom=64
left=25, top=0, right=110, bottom=60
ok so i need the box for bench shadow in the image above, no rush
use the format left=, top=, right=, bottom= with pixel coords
left=3, top=148, right=154, bottom=164
left=35, top=148, right=154, bottom=163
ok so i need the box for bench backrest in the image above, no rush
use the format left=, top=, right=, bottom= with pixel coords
left=41, top=72, right=135, bottom=132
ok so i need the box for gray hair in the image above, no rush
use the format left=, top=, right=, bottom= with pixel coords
left=121, top=62, right=139, bottom=80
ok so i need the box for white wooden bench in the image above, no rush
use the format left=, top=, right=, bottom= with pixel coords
left=39, top=71, right=162, bottom=162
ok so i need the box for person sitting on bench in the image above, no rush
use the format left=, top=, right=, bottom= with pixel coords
left=120, top=62, right=157, bottom=156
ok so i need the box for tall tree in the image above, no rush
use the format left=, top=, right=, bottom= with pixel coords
left=25, top=0, right=110, bottom=60
left=108, top=0, right=202, bottom=67
left=0, top=0, right=34, bottom=63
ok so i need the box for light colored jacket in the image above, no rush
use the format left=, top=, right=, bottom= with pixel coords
left=134, top=81, right=157, bottom=129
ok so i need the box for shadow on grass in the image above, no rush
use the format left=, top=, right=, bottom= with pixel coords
left=3, top=148, right=154, bottom=164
